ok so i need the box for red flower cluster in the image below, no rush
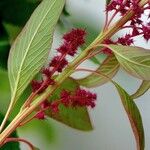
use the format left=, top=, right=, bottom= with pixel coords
left=50, top=28, right=86, bottom=72
left=106, top=0, right=142, bottom=16
left=60, top=88, right=96, bottom=108
left=35, top=99, right=59, bottom=120
left=142, top=25, right=150, bottom=41
left=31, top=29, right=88, bottom=120
left=117, top=34, right=134, bottom=45
left=35, top=88, right=97, bottom=120
left=103, top=0, right=150, bottom=55
left=31, top=78, right=55, bottom=93
left=31, top=29, right=86, bottom=94
left=102, top=34, right=134, bottom=55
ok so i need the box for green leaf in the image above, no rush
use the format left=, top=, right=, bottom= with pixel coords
left=76, top=55, right=119, bottom=87
left=48, top=77, right=93, bottom=131
left=8, top=0, right=65, bottom=103
left=0, top=69, right=32, bottom=120
left=113, top=82, right=145, bottom=150
left=0, top=113, right=20, bottom=150
left=131, top=81, right=150, bottom=99
left=104, top=45, right=150, bottom=80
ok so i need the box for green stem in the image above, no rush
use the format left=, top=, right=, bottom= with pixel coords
left=0, top=0, right=148, bottom=145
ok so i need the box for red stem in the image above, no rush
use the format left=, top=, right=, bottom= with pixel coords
left=3, top=138, right=34, bottom=150
left=121, top=25, right=142, bottom=30
left=19, top=106, right=51, bottom=126
left=22, top=79, right=48, bottom=108
left=106, top=10, right=119, bottom=29
left=19, top=115, right=35, bottom=127
left=103, top=10, right=109, bottom=31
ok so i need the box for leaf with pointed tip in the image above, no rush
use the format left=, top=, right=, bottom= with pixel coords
left=131, top=81, right=150, bottom=99
left=47, top=77, right=93, bottom=131
left=76, top=55, right=119, bottom=88
left=104, top=45, right=150, bottom=80
left=113, top=82, right=145, bottom=150
left=8, top=0, right=65, bottom=103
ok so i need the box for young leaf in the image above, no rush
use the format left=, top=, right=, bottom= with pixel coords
left=76, top=55, right=119, bottom=88
left=131, top=81, right=150, bottom=99
left=104, top=45, right=150, bottom=80
left=8, top=0, right=65, bottom=103
left=47, top=77, right=93, bottom=131
left=0, top=113, right=20, bottom=150
left=113, top=82, right=145, bottom=150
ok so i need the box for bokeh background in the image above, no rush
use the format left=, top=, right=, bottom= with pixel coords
left=0, top=0, right=150, bottom=150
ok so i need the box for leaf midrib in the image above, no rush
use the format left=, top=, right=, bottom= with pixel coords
left=110, top=47, right=150, bottom=69
left=12, top=0, right=57, bottom=99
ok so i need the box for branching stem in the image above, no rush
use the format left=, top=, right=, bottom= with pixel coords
left=0, top=0, right=148, bottom=147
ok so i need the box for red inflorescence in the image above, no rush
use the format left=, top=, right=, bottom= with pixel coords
left=63, top=28, right=86, bottom=47
left=41, top=68, right=52, bottom=77
left=49, top=28, right=86, bottom=73
left=49, top=56, right=68, bottom=72
left=35, top=111, right=45, bottom=120
left=142, top=25, right=150, bottom=41
left=35, top=88, right=97, bottom=120
left=60, top=88, right=97, bottom=108
left=50, top=101, right=60, bottom=113
left=103, top=0, right=150, bottom=55
left=106, top=0, right=142, bottom=16
left=32, top=29, right=89, bottom=120
left=31, top=80, right=42, bottom=92
left=31, top=28, right=86, bottom=95
left=117, top=34, right=134, bottom=46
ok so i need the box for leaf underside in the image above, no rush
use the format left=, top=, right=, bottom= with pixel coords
left=77, top=55, right=119, bottom=88
left=8, top=0, right=65, bottom=103
left=106, top=45, right=150, bottom=80
left=113, top=82, right=145, bottom=150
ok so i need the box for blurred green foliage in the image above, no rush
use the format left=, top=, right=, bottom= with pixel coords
left=0, top=0, right=40, bottom=70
